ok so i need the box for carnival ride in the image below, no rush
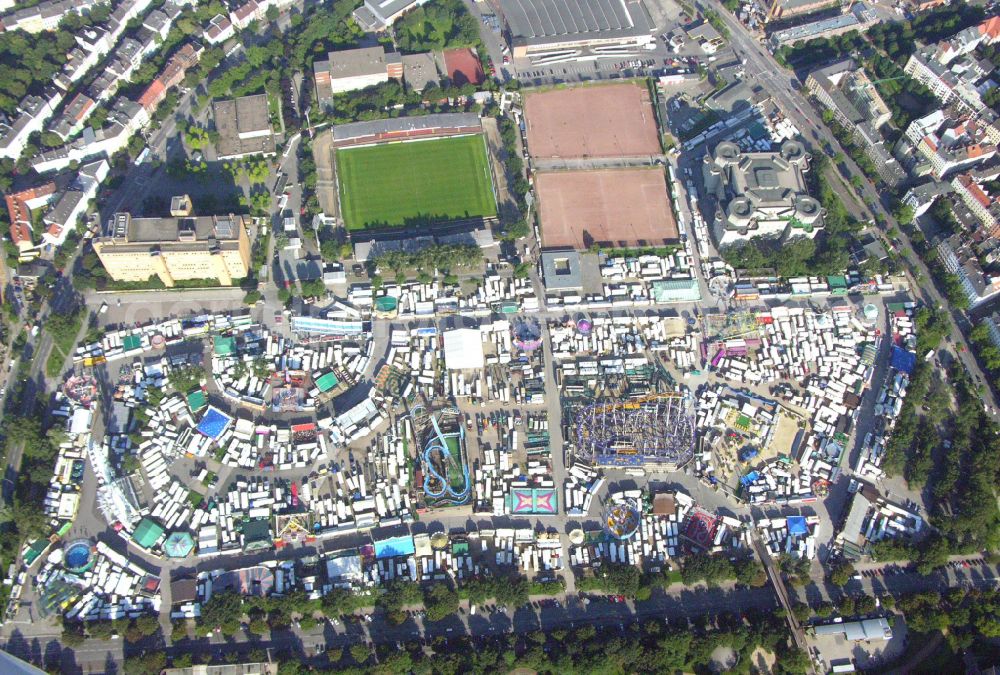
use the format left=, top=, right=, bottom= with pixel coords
left=407, top=405, right=472, bottom=506
left=575, top=393, right=696, bottom=469
left=604, top=498, right=641, bottom=539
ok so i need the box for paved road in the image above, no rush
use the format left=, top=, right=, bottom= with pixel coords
left=1, top=583, right=780, bottom=672
left=697, top=0, right=998, bottom=416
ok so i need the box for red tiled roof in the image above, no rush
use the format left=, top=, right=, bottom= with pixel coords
left=980, top=16, right=1000, bottom=40
left=4, top=183, right=56, bottom=235
left=10, top=221, right=31, bottom=247
left=138, top=79, right=166, bottom=112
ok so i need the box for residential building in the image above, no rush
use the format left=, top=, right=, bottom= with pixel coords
left=41, top=158, right=108, bottom=248
left=313, top=46, right=403, bottom=101
left=93, top=211, right=251, bottom=287
left=31, top=99, right=148, bottom=173
left=204, top=14, right=234, bottom=45
left=0, top=93, right=59, bottom=159
left=806, top=59, right=905, bottom=187
left=981, top=312, right=1000, bottom=349
left=142, top=8, right=172, bottom=40
left=4, top=182, right=57, bottom=251
left=50, top=93, right=96, bottom=142
left=496, top=0, right=655, bottom=59
left=952, top=172, right=1000, bottom=238
left=807, top=60, right=891, bottom=130
left=937, top=233, right=1000, bottom=308
left=230, top=0, right=264, bottom=30
left=352, top=0, right=430, bottom=32
left=212, top=94, right=276, bottom=159
left=702, top=140, right=824, bottom=247
left=897, top=110, right=997, bottom=180
left=765, top=0, right=837, bottom=22
left=901, top=180, right=953, bottom=217
left=0, top=0, right=106, bottom=33
left=769, top=3, right=880, bottom=48
left=903, top=17, right=1000, bottom=115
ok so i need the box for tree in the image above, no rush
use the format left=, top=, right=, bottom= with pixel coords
left=894, top=204, right=915, bottom=226
left=350, top=643, right=371, bottom=665
left=916, top=534, right=951, bottom=575
left=501, top=219, right=530, bottom=241
left=61, top=622, right=85, bottom=647
left=199, top=591, right=244, bottom=635
left=828, top=560, right=856, bottom=586
left=266, top=4, right=279, bottom=21
left=244, top=290, right=262, bottom=305
left=424, top=583, right=459, bottom=621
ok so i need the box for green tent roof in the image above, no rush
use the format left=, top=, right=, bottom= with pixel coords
left=375, top=296, right=398, bottom=311
left=123, top=334, right=142, bottom=351
left=315, top=372, right=339, bottom=392
left=187, top=389, right=207, bottom=412
left=213, top=336, right=236, bottom=356
left=133, top=518, right=165, bottom=549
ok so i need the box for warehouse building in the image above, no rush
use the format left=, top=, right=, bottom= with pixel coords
left=313, top=46, right=403, bottom=102
left=212, top=94, right=276, bottom=159
left=93, top=210, right=251, bottom=287
left=702, top=140, right=824, bottom=247
left=496, top=0, right=655, bottom=59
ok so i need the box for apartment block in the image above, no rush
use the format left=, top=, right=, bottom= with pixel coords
left=94, top=211, right=251, bottom=287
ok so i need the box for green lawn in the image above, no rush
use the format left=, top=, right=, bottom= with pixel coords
left=336, top=135, right=496, bottom=230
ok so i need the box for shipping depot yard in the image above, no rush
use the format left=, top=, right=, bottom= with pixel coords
left=4, top=0, right=1000, bottom=672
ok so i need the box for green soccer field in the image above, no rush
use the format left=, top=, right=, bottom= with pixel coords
left=336, top=135, right=497, bottom=231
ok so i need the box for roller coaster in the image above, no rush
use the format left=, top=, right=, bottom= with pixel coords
left=576, top=393, right=696, bottom=469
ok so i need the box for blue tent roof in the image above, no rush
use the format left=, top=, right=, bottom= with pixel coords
left=890, top=346, right=916, bottom=375
left=787, top=516, right=808, bottom=536
left=373, top=535, right=415, bottom=559
left=739, top=471, right=760, bottom=487
left=196, top=406, right=233, bottom=441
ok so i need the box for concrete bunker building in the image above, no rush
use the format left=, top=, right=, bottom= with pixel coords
left=702, top=140, right=824, bottom=248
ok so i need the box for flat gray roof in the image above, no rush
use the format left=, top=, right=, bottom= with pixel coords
left=213, top=94, right=276, bottom=158
left=401, top=52, right=442, bottom=93
left=327, top=46, right=395, bottom=80
left=110, top=213, right=244, bottom=245
left=499, top=0, right=653, bottom=46
left=541, top=250, right=583, bottom=290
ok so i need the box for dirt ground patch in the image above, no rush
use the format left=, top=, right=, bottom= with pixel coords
left=312, top=130, right=337, bottom=217
left=524, top=82, right=661, bottom=159
left=536, top=168, right=678, bottom=249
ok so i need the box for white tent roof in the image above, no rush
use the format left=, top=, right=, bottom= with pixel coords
left=69, top=407, right=93, bottom=435
left=443, top=328, right=484, bottom=370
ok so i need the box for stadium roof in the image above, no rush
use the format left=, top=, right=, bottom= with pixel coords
left=499, top=0, right=654, bottom=48
left=332, top=112, right=481, bottom=142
